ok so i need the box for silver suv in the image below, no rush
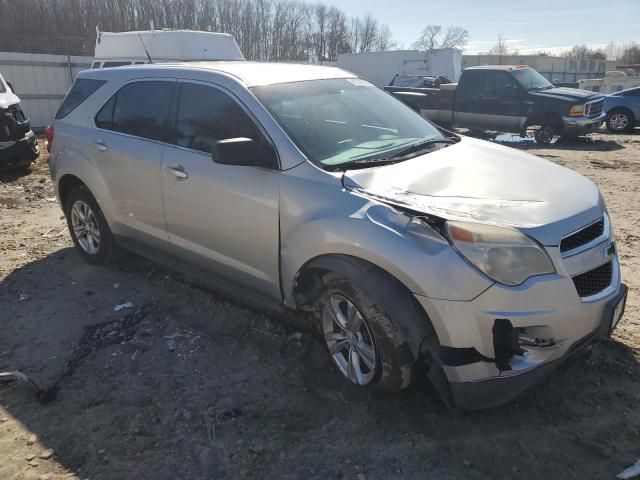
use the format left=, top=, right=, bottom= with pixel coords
left=48, top=62, right=627, bottom=410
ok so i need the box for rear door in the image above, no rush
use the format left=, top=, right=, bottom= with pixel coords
left=454, top=69, right=485, bottom=127
left=92, top=79, right=175, bottom=254
left=161, top=81, right=281, bottom=300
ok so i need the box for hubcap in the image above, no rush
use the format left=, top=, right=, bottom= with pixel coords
left=536, top=126, right=554, bottom=143
left=610, top=113, right=629, bottom=131
left=70, top=200, right=100, bottom=255
left=322, top=294, right=378, bottom=386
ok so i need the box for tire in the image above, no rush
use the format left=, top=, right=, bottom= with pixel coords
left=606, top=110, right=634, bottom=133
left=64, top=185, right=120, bottom=265
left=534, top=125, right=554, bottom=144
left=314, top=267, right=433, bottom=391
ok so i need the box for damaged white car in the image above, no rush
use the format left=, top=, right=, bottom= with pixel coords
left=0, top=72, right=39, bottom=171
left=48, top=62, right=627, bottom=410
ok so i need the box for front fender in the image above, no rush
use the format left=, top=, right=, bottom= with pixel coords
left=281, top=198, right=493, bottom=306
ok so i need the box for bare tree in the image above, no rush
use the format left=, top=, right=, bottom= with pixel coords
left=440, top=26, right=469, bottom=49
left=411, top=25, right=441, bottom=50
left=620, top=43, right=640, bottom=64
left=358, top=14, right=378, bottom=53
left=488, top=34, right=519, bottom=56
left=411, top=24, right=468, bottom=50
left=564, top=44, right=607, bottom=60
left=375, top=24, right=394, bottom=52
left=0, top=0, right=394, bottom=61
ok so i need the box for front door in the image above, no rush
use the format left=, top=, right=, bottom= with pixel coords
left=161, top=81, right=281, bottom=300
left=475, top=71, right=527, bottom=131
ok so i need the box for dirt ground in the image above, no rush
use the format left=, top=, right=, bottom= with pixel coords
left=1, top=132, right=639, bottom=480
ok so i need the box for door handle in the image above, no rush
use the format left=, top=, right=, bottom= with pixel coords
left=166, top=165, right=189, bottom=179
left=93, top=140, right=107, bottom=152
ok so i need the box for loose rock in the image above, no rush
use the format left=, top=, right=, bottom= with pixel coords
left=39, top=448, right=55, bottom=460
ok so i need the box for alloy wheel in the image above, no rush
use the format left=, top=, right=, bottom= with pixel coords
left=322, top=294, right=378, bottom=385
left=70, top=200, right=101, bottom=255
left=609, top=113, right=630, bottom=131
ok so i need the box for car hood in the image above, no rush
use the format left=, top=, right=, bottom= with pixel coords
left=342, top=137, right=604, bottom=245
left=530, top=86, right=602, bottom=103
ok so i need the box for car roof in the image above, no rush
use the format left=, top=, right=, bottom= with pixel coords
left=79, top=61, right=356, bottom=87
left=466, top=65, right=531, bottom=71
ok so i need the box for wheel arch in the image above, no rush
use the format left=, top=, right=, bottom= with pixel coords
left=525, top=111, right=564, bottom=132
left=58, top=174, right=88, bottom=207
left=292, top=253, right=436, bottom=355
left=294, top=252, right=456, bottom=407
left=607, top=106, right=635, bottom=119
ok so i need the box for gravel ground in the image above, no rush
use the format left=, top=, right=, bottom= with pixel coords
left=0, top=132, right=639, bottom=480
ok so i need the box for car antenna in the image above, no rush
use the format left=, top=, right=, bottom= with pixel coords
left=137, top=33, right=154, bottom=64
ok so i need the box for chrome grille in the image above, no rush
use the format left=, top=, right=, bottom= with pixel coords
left=572, top=261, right=612, bottom=298
left=585, top=99, right=604, bottom=118
left=560, top=218, right=604, bottom=254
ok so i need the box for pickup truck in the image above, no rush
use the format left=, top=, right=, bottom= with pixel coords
left=385, top=65, right=606, bottom=144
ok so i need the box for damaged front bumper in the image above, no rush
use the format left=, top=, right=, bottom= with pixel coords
left=0, top=131, right=39, bottom=170
left=415, top=260, right=627, bottom=410
left=0, top=103, right=38, bottom=170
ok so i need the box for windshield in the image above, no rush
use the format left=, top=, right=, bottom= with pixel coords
left=251, top=78, right=444, bottom=168
left=511, top=68, right=553, bottom=91
left=0, top=76, right=6, bottom=94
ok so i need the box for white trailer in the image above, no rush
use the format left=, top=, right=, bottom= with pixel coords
left=92, top=29, right=245, bottom=68
left=578, top=70, right=640, bottom=94
left=334, top=49, right=462, bottom=88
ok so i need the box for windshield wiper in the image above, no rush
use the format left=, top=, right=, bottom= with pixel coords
left=390, top=138, right=457, bottom=158
left=328, top=157, right=404, bottom=171
left=331, top=138, right=457, bottom=171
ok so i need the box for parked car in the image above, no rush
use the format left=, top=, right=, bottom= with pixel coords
left=604, top=86, right=640, bottom=132
left=385, top=65, right=606, bottom=144
left=47, top=62, right=626, bottom=410
left=388, top=74, right=452, bottom=89
left=0, top=72, right=39, bottom=171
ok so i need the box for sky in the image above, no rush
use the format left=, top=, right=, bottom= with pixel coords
left=315, top=0, right=640, bottom=54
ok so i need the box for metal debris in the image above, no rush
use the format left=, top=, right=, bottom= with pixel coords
left=113, top=302, right=134, bottom=312
left=618, top=460, right=640, bottom=479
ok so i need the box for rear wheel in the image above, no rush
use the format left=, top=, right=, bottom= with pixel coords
left=606, top=110, right=634, bottom=132
left=64, top=185, right=121, bottom=264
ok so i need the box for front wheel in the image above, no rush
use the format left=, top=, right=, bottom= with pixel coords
left=534, top=125, right=555, bottom=144
left=606, top=110, right=634, bottom=132
left=315, top=270, right=422, bottom=391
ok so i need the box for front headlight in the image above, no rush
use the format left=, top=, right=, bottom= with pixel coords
left=569, top=104, right=585, bottom=117
left=446, top=221, right=555, bottom=286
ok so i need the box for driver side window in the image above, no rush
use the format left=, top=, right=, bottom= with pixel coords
left=176, top=83, right=264, bottom=155
left=482, top=71, right=516, bottom=95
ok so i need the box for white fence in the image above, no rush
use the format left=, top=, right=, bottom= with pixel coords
left=0, top=52, right=93, bottom=129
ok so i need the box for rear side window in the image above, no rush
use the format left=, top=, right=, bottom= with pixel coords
left=55, top=78, right=106, bottom=119
left=459, top=70, right=484, bottom=95
left=95, top=81, right=175, bottom=143
left=175, top=83, right=263, bottom=154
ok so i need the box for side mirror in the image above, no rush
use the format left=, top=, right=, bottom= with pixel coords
left=213, top=137, right=277, bottom=169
